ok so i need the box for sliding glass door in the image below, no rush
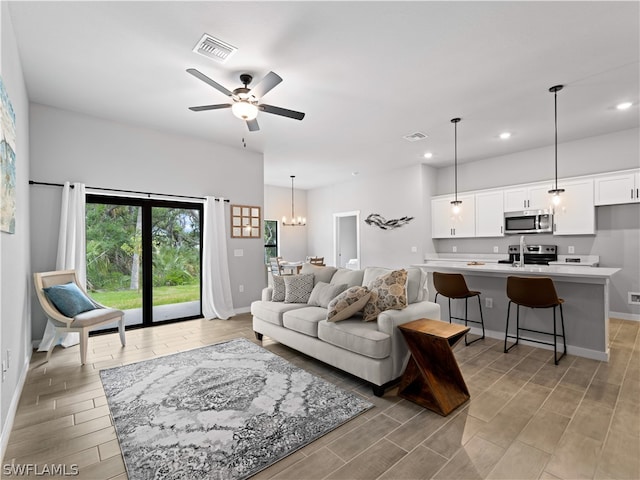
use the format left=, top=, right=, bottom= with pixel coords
left=86, top=195, right=202, bottom=329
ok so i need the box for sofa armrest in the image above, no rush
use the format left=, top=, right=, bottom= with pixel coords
left=376, top=301, right=442, bottom=380
left=261, top=287, right=273, bottom=301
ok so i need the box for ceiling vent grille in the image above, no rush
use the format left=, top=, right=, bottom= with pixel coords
left=193, top=34, right=237, bottom=63
left=402, top=132, right=428, bottom=142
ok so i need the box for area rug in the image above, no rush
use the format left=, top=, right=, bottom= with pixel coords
left=99, top=338, right=373, bottom=480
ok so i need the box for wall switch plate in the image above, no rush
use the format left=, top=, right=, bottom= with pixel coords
left=452, top=246, right=457, bottom=253
left=493, top=246, right=499, bottom=253
left=411, top=246, right=417, bottom=253
left=568, top=246, right=575, bottom=254
left=485, top=298, right=493, bottom=308
left=239, top=285, right=244, bottom=293
left=234, top=249, right=244, bottom=257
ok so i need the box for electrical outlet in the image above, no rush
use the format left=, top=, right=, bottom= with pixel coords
left=411, top=246, right=417, bottom=253
left=485, top=298, right=493, bottom=308
left=239, top=285, right=244, bottom=293
left=493, top=246, right=499, bottom=253
left=568, top=246, right=575, bottom=254
left=452, top=246, right=457, bottom=253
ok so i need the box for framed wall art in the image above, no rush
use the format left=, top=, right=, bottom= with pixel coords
left=0, top=75, right=16, bottom=234
left=230, top=204, right=261, bottom=238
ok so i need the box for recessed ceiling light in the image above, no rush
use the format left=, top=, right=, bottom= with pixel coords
left=499, top=132, right=511, bottom=140
left=616, top=101, right=633, bottom=110
left=423, top=152, right=433, bottom=159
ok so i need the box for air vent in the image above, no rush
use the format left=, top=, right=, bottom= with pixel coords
left=193, top=34, right=237, bottom=64
left=402, top=132, right=428, bottom=142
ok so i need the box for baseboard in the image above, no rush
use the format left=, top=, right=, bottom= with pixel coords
left=0, top=349, right=32, bottom=462
left=609, top=311, right=640, bottom=322
left=467, top=326, right=609, bottom=362
left=234, top=306, right=251, bottom=315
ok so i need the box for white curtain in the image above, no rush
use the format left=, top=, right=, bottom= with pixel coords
left=38, top=182, right=86, bottom=350
left=202, top=196, right=234, bottom=319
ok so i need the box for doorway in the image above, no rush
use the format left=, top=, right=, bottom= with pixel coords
left=86, top=195, right=203, bottom=329
left=333, top=211, right=360, bottom=269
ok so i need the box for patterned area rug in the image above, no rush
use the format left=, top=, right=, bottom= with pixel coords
left=100, top=338, right=373, bottom=480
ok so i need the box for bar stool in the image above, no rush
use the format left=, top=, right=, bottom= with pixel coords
left=504, top=276, right=566, bottom=365
left=433, top=272, right=485, bottom=346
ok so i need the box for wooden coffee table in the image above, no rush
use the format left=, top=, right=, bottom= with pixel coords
left=398, top=318, right=470, bottom=416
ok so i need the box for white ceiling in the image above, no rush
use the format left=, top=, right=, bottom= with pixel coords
left=8, top=1, right=639, bottom=190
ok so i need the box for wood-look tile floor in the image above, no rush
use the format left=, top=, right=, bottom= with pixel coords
left=3, top=314, right=639, bottom=479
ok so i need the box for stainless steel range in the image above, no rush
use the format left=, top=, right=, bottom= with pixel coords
left=498, top=245, right=558, bottom=265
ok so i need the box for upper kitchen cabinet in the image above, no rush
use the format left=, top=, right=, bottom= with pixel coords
left=552, top=178, right=595, bottom=235
left=594, top=169, right=640, bottom=206
left=475, top=190, right=504, bottom=237
left=503, top=183, right=553, bottom=212
left=432, top=194, right=476, bottom=238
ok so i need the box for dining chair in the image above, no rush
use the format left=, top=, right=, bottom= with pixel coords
left=309, top=256, right=325, bottom=266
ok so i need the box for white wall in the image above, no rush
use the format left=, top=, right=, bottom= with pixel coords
left=306, top=164, right=437, bottom=268
left=1, top=1, right=31, bottom=459
left=29, top=104, right=265, bottom=340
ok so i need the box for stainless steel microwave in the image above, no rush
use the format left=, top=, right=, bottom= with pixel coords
left=504, top=210, right=553, bottom=234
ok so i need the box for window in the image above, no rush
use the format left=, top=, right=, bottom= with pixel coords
left=264, top=219, right=278, bottom=264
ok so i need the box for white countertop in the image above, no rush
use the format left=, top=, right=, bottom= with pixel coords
left=414, top=260, right=620, bottom=280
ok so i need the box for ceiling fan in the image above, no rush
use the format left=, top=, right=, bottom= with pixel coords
left=187, top=68, right=305, bottom=132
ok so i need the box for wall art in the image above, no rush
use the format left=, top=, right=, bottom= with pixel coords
left=0, top=75, right=16, bottom=234
left=365, top=213, right=414, bottom=230
left=230, top=204, right=261, bottom=238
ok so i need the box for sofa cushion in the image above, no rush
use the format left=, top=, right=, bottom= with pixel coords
left=330, top=268, right=365, bottom=288
left=308, top=282, right=349, bottom=308
left=282, top=307, right=327, bottom=337
left=327, top=286, right=371, bottom=322
left=363, top=269, right=408, bottom=321
left=271, top=275, right=286, bottom=302
left=318, top=319, right=391, bottom=359
left=300, top=263, right=338, bottom=285
left=283, top=274, right=314, bottom=303
left=250, top=300, right=309, bottom=326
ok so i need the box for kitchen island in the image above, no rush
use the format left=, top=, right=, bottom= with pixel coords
left=414, top=261, right=620, bottom=361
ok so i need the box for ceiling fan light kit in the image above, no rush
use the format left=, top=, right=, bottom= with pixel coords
left=187, top=69, right=305, bottom=132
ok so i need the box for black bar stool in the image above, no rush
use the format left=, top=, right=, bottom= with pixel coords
left=504, top=276, right=566, bottom=364
left=433, top=272, right=485, bottom=346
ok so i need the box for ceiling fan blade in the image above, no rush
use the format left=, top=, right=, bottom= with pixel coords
left=246, top=118, right=260, bottom=132
left=188, top=104, right=232, bottom=112
left=249, top=71, right=283, bottom=99
left=186, top=68, right=233, bottom=97
left=259, top=104, right=305, bottom=121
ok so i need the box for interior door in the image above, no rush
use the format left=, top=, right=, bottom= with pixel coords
left=333, top=211, right=360, bottom=269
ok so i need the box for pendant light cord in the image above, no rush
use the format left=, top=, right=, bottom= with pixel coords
left=290, top=175, right=295, bottom=219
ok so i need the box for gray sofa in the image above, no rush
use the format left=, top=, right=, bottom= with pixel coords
left=251, top=264, right=441, bottom=396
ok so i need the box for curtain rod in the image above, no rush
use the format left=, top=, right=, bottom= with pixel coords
left=28, top=180, right=230, bottom=202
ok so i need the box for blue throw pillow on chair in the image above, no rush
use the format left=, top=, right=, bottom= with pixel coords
left=43, top=282, right=97, bottom=317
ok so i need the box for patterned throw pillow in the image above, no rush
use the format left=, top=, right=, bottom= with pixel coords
left=271, top=275, right=286, bottom=302
left=283, top=274, right=315, bottom=303
left=362, top=270, right=408, bottom=321
left=327, top=286, right=371, bottom=322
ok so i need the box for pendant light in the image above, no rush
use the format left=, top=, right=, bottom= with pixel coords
left=282, top=175, right=306, bottom=226
left=548, top=85, right=565, bottom=206
left=450, top=118, right=462, bottom=214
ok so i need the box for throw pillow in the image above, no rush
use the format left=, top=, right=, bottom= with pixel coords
left=271, top=275, right=286, bottom=302
left=43, top=282, right=97, bottom=318
left=362, top=270, right=408, bottom=322
left=308, top=282, right=349, bottom=308
left=283, top=274, right=315, bottom=303
left=327, top=286, right=371, bottom=322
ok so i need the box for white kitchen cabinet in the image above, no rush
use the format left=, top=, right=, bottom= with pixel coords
left=475, top=190, right=504, bottom=237
left=594, top=170, right=640, bottom=206
left=431, top=194, right=475, bottom=238
left=504, top=183, right=553, bottom=212
left=553, top=178, right=595, bottom=235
